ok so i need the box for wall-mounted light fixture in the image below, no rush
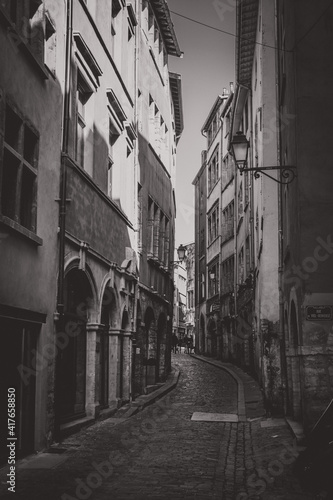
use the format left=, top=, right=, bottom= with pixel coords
left=230, top=132, right=296, bottom=184
left=209, top=271, right=216, bottom=281
left=170, top=244, right=187, bottom=265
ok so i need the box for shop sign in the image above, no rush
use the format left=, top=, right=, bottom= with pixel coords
left=306, top=306, right=332, bottom=321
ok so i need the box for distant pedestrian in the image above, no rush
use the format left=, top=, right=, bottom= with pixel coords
left=172, top=333, right=179, bottom=353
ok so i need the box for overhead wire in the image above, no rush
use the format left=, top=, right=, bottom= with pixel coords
left=170, top=6, right=333, bottom=54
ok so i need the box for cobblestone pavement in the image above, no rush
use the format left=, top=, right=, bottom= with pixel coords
left=0, top=354, right=314, bottom=499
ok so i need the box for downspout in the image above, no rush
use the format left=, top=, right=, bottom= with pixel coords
left=131, top=0, right=140, bottom=402
left=55, top=0, right=73, bottom=441
left=274, top=0, right=286, bottom=414
left=57, top=0, right=73, bottom=316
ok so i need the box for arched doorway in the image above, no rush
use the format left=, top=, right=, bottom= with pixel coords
left=144, top=307, right=156, bottom=386
left=156, top=313, right=167, bottom=382
left=100, top=285, right=117, bottom=409
left=132, top=301, right=142, bottom=397
left=200, top=314, right=205, bottom=354
left=208, top=318, right=217, bottom=357
left=58, top=267, right=94, bottom=421
left=118, top=308, right=130, bottom=400
left=290, top=301, right=302, bottom=420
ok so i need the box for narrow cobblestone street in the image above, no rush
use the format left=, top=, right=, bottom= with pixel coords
left=1, top=355, right=313, bottom=499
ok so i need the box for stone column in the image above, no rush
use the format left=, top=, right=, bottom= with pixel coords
left=85, top=323, right=100, bottom=418
left=122, top=333, right=132, bottom=402
left=108, top=329, right=120, bottom=404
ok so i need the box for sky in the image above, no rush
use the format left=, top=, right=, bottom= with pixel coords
left=166, top=0, right=236, bottom=247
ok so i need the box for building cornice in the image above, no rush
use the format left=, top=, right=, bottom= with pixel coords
left=169, top=72, right=184, bottom=140
left=150, top=0, right=182, bottom=57
left=236, top=0, right=259, bottom=88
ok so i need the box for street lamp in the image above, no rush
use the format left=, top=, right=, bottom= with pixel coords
left=177, top=244, right=186, bottom=262
left=171, top=244, right=187, bottom=265
left=209, top=270, right=216, bottom=281
left=230, top=131, right=296, bottom=184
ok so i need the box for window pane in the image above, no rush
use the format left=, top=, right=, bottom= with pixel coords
left=20, top=167, right=36, bottom=230
left=24, top=125, right=38, bottom=166
left=5, top=105, right=22, bottom=151
left=1, top=148, right=19, bottom=219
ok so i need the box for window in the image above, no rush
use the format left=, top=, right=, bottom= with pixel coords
left=207, top=203, right=219, bottom=245
left=1, top=103, right=38, bottom=232
left=75, top=73, right=92, bottom=168
left=221, top=256, right=234, bottom=295
left=222, top=152, right=234, bottom=188
left=164, top=217, right=170, bottom=268
left=208, top=261, right=219, bottom=297
left=222, top=201, right=234, bottom=242
left=208, top=147, right=219, bottom=193
left=148, top=196, right=154, bottom=256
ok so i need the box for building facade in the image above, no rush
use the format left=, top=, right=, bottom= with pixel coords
left=224, top=0, right=333, bottom=429
left=193, top=89, right=232, bottom=359
left=0, top=0, right=182, bottom=460
left=0, top=0, right=63, bottom=461
left=276, top=0, right=333, bottom=430
left=193, top=152, right=207, bottom=354
left=184, top=242, right=195, bottom=344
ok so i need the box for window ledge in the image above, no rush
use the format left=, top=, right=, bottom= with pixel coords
left=0, top=215, right=43, bottom=246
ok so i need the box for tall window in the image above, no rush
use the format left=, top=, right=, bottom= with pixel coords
left=208, top=261, right=219, bottom=297
left=222, top=201, right=234, bottom=242
left=208, top=147, right=219, bottom=193
left=1, top=103, right=38, bottom=232
left=207, top=203, right=219, bottom=245
left=221, top=256, right=234, bottom=295
left=75, top=73, right=92, bottom=168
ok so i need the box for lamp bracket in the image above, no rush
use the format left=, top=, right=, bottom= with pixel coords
left=239, top=166, right=296, bottom=185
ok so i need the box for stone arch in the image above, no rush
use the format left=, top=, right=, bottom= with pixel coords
left=64, top=259, right=98, bottom=322
left=98, top=281, right=118, bottom=409
left=200, top=313, right=205, bottom=354
left=57, top=264, right=96, bottom=420
left=132, top=300, right=143, bottom=397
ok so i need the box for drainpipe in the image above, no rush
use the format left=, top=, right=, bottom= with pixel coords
left=274, top=0, right=286, bottom=414
left=57, top=0, right=73, bottom=316
left=233, top=157, right=238, bottom=360
left=55, top=0, right=73, bottom=441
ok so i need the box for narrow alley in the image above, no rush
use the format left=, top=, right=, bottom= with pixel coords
left=0, top=355, right=311, bottom=499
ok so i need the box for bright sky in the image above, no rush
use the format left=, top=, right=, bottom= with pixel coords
left=167, top=0, right=236, bottom=247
